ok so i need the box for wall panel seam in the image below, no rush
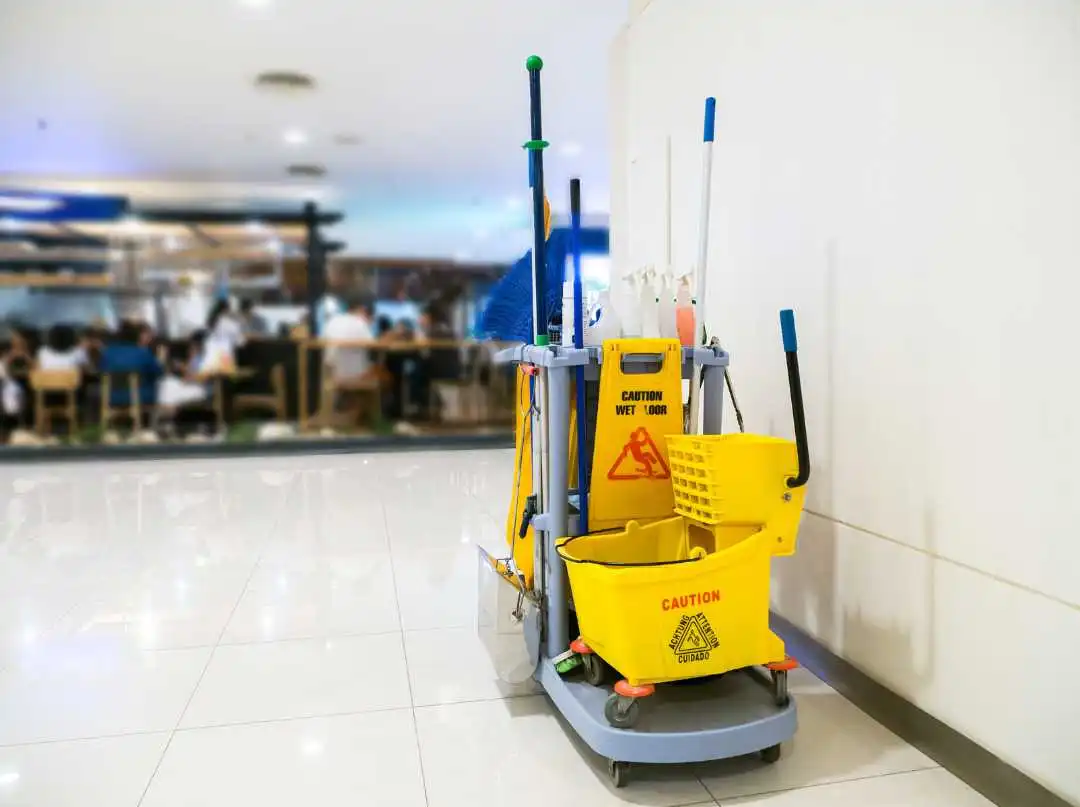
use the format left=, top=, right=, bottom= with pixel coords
left=803, top=509, right=1080, bottom=613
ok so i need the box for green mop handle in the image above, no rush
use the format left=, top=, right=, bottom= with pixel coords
left=524, top=55, right=549, bottom=345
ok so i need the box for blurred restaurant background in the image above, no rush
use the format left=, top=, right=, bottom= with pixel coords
left=0, top=190, right=610, bottom=451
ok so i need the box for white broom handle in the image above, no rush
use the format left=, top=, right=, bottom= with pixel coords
left=694, top=97, right=717, bottom=339
left=688, top=97, right=717, bottom=434
left=664, top=134, right=673, bottom=268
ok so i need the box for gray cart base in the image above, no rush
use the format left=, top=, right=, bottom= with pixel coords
left=539, top=661, right=796, bottom=765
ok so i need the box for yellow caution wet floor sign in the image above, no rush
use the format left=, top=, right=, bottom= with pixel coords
left=589, top=339, right=684, bottom=531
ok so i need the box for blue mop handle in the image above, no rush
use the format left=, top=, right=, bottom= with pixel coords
left=703, top=96, right=717, bottom=143
left=780, top=309, right=798, bottom=352
left=570, top=178, right=588, bottom=531
left=525, top=55, right=548, bottom=345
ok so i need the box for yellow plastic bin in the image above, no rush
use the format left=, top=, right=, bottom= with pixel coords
left=557, top=517, right=786, bottom=687
left=666, top=434, right=806, bottom=555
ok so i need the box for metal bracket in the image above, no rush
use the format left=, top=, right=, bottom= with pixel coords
left=495, top=344, right=596, bottom=368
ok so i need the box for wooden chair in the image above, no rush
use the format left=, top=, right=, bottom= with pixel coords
left=233, top=364, right=287, bottom=422
left=431, top=345, right=486, bottom=425
left=7, top=357, right=33, bottom=430
left=204, top=377, right=227, bottom=432
left=157, top=376, right=226, bottom=435
left=30, top=368, right=80, bottom=437
left=100, top=372, right=143, bottom=431
left=318, top=370, right=382, bottom=430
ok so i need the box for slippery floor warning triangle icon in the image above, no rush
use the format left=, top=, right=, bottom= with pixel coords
left=607, top=427, right=671, bottom=481
left=669, top=613, right=720, bottom=660
left=674, top=619, right=707, bottom=655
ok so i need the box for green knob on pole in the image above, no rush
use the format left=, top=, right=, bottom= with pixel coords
left=525, top=55, right=544, bottom=71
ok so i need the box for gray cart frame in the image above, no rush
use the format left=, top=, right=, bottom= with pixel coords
left=495, top=343, right=796, bottom=784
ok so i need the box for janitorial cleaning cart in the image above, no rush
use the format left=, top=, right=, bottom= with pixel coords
left=477, top=56, right=811, bottom=788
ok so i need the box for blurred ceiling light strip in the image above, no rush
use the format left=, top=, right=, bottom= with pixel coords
left=0, top=194, right=63, bottom=213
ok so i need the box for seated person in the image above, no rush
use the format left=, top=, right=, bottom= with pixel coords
left=81, top=326, right=106, bottom=370
left=238, top=299, right=270, bottom=337
left=36, top=324, right=89, bottom=371
left=382, top=320, right=417, bottom=419
left=158, top=330, right=212, bottom=411
left=375, top=315, right=394, bottom=339
left=0, top=330, right=31, bottom=432
left=100, top=321, right=163, bottom=411
left=412, top=307, right=462, bottom=418
left=203, top=299, right=246, bottom=373
left=34, top=323, right=91, bottom=425
left=289, top=313, right=310, bottom=340
left=323, top=295, right=378, bottom=386
left=323, top=295, right=381, bottom=421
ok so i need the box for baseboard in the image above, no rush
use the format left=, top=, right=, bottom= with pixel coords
left=771, top=613, right=1072, bottom=807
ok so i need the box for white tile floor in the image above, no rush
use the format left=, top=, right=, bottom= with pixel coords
left=0, top=450, right=995, bottom=806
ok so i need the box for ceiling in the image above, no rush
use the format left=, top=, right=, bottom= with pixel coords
left=0, top=0, right=627, bottom=260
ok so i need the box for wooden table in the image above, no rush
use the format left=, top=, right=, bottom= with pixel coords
left=296, top=338, right=482, bottom=432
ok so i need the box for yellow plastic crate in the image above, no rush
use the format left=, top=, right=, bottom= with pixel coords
left=557, top=516, right=786, bottom=686
left=666, top=434, right=806, bottom=552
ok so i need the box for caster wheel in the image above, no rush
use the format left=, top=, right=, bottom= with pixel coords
left=771, top=669, right=790, bottom=707
left=608, top=759, right=630, bottom=788
left=760, top=744, right=782, bottom=764
left=603, top=694, right=641, bottom=729
left=582, top=653, right=610, bottom=687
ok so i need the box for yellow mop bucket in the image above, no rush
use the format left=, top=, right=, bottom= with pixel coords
left=557, top=517, right=787, bottom=687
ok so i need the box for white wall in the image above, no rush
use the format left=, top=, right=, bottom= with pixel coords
left=614, top=1, right=1080, bottom=802
left=608, top=24, right=631, bottom=288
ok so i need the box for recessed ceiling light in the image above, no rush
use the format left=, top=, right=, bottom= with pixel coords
left=283, top=128, right=308, bottom=146
left=254, top=71, right=316, bottom=93
left=286, top=163, right=326, bottom=178
left=560, top=141, right=584, bottom=158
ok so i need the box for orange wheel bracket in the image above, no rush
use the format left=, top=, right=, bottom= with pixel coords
left=766, top=657, right=799, bottom=672
left=614, top=680, right=655, bottom=699
left=570, top=638, right=593, bottom=655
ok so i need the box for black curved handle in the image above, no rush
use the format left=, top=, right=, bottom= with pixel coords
left=780, top=309, right=810, bottom=488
